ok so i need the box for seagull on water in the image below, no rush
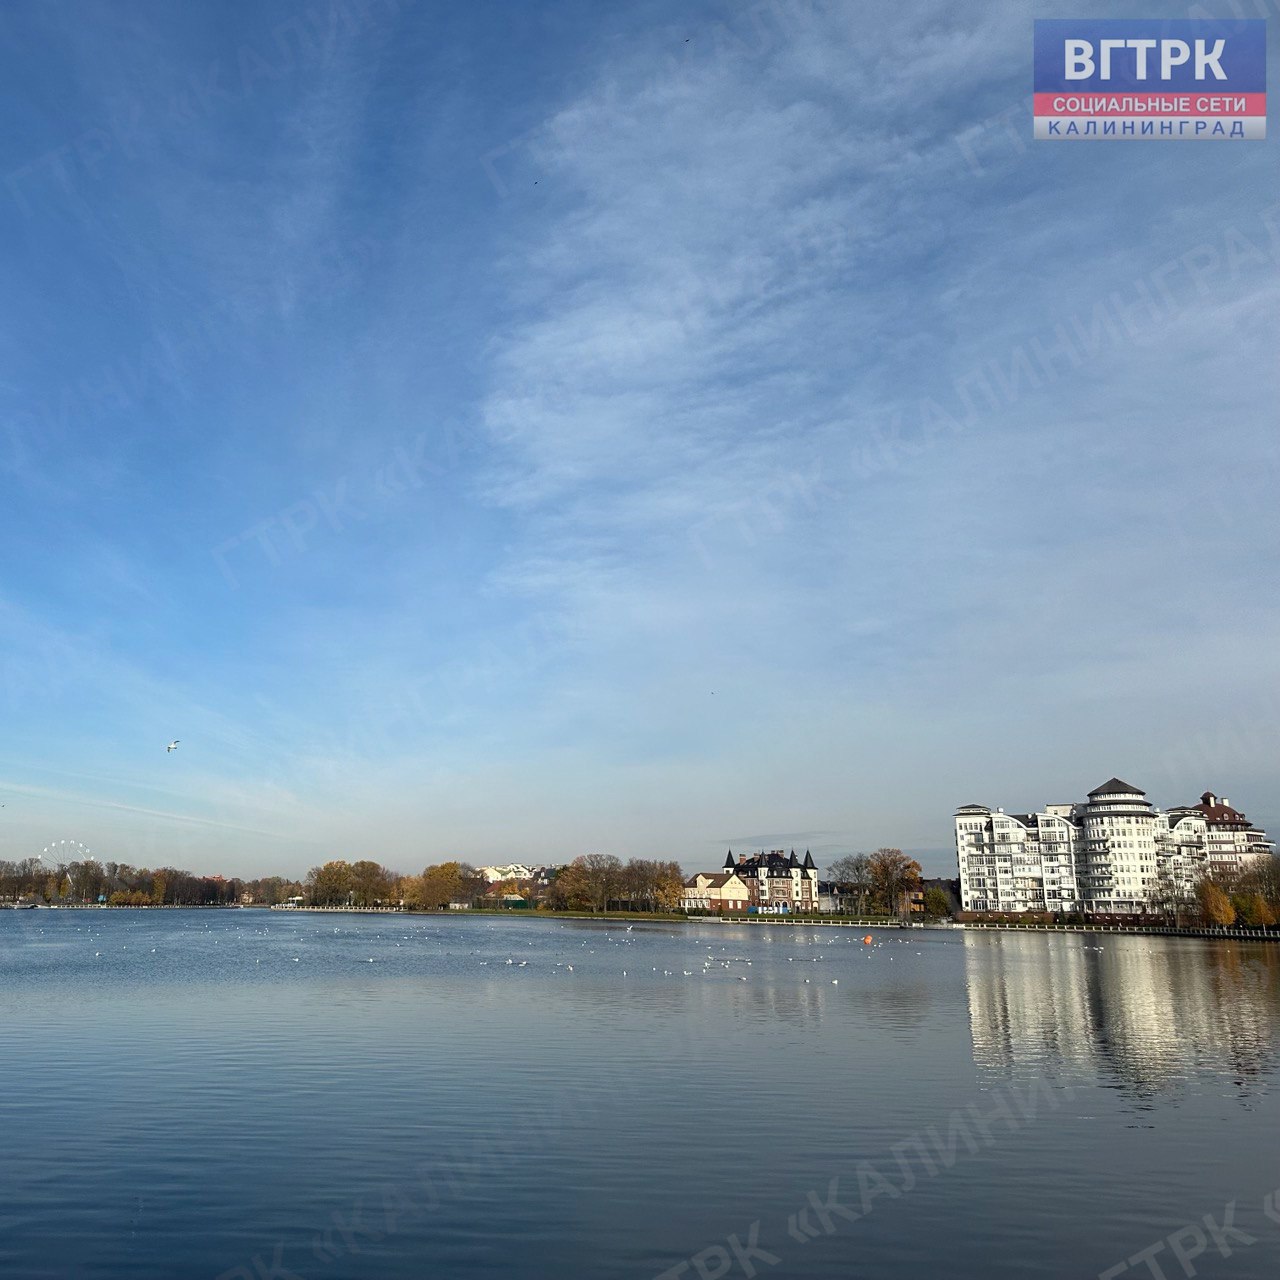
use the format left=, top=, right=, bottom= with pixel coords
left=166, top=741, right=180, bottom=753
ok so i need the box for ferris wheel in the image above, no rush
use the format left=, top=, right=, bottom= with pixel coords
left=40, top=839, right=94, bottom=865
left=36, top=841, right=96, bottom=897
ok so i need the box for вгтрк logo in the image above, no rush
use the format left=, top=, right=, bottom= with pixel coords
left=1033, top=19, right=1266, bottom=139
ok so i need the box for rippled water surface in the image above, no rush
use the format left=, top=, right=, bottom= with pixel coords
left=2, top=910, right=1278, bottom=1279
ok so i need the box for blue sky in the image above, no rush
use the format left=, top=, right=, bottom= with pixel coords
left=1, top=0, right=1277, bottom=879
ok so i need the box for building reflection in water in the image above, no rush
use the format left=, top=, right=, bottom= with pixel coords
left=964, top=933, right=1280, bottom=1102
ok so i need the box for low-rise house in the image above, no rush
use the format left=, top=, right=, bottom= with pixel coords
left=477, top=863, right=535, bottom=884
left=681, top=871, right=752, bottom=913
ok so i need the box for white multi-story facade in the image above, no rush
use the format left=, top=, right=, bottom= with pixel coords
left=1076, top=778, right=1164, bottom=912
left=1190, top=792, right=1274, bottom=873
left=956, top=779, right=1274, bottom=915
left=955, top=801, right=1084, bottom=915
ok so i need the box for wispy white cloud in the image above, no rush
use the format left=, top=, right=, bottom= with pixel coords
left=467, top=0, right=1280, bottom=856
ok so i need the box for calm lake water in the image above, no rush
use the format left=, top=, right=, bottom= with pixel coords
left=2, top=910, right=1278, bottom=1279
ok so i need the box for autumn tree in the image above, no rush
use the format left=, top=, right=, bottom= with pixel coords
left=350, top=859, right=394, bottom=907
left=414, top=862, right=464, bottom=910
left=458, top=864, right=487, bottom=906
left=868, top=848, right=922, bottom=918
left=617, top=860, right=647, bottom=910
left=612, top=859, right=684, bottom=912
left=551, top=860, right=594, bottom=911
left=387, top=874, right=417, bottom=907
left=0, top=858, right=47, bottom=901
left=1236, top=855, right=1280, bottom=918
left=245, top=876, right=292, bottom=906
left=650, top=861, right=686, bottom=912
left=1261, top=855, right=1280, bottom=913
left=306, top=860, right=354, bottom=906
left=1233, top=892, right=1276, bottom=927
left=578, top=854, right=623, bottom=912
left=1197, top=877, right=1236, bottom=927
left=542, top=868, right=573, bottom=911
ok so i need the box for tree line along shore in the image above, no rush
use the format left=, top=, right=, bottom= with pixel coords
left=0, top=855, right=686, bottom=912
left=0, top=851, right=939, bottom=915
left=4, top=850, right=1279, bottom=932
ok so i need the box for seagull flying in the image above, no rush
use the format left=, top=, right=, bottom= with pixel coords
left=166, top=741, right=180, bottom=753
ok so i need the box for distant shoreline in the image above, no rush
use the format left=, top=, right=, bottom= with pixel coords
left=962, top=920, right=1280, bottom=942
left=0, top=902, right=248, bottom=911
left=263, top=906, right=1280, bottom=941
left=8, top=903, right=1278, bottom=942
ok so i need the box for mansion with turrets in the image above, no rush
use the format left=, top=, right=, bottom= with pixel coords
left=956, top=778, right=1274, bottom=915
left=682, top=849, right=819, bottom=914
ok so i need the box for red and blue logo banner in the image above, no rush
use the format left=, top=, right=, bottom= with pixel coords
left=1033, top=19, right=1267, bottom=139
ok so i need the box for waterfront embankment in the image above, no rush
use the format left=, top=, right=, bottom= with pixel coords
left=260, top=905, right=1280, bottom=941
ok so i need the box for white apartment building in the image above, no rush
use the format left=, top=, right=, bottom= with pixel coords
left=955, top=801, right=1084, bottom=915
left=1077, top=778, right=1163, bottom=912
left=956, top=779, right=1274, bottom=916
left=1188, top=792, right=1275, bottom=873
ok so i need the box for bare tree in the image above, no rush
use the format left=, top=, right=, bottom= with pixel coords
left=580, top=854, right=623, bottom=911
left=828, top=853, right=873, bottom=914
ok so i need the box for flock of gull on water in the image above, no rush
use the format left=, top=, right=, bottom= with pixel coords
left=10, top=916, right=951, bottom=983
